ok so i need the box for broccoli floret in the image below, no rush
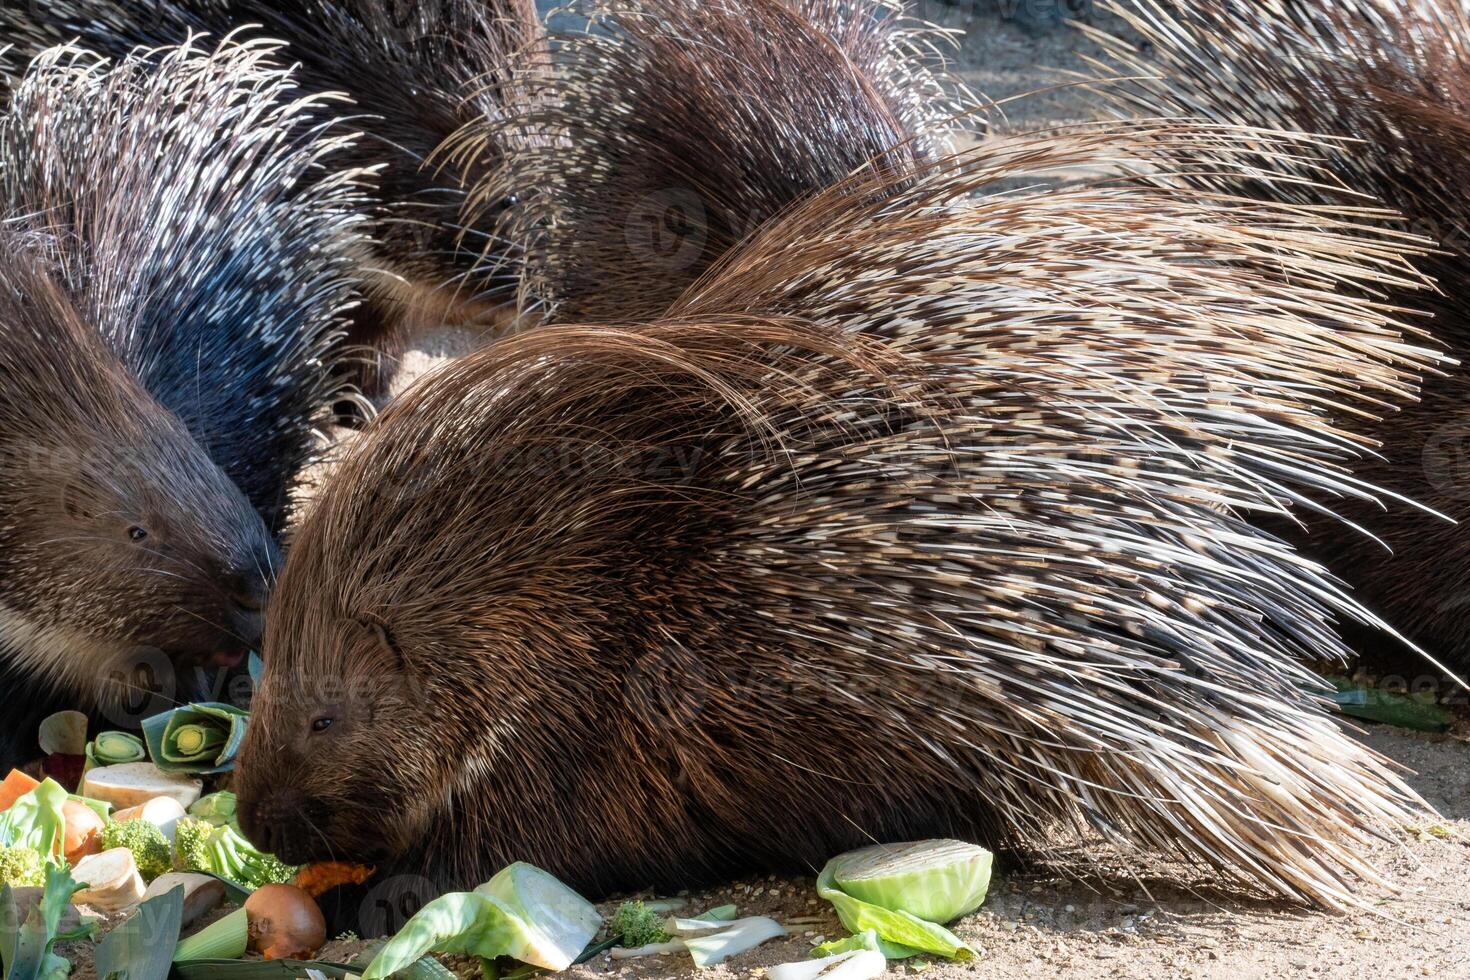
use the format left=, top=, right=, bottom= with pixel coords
left=172, top=816, right=298, bottom=888
left=173, top=817, right=214, bottom=874
left=0, top=846, right=45, bottom=888
left=611, top=901, right=669, bottom=947
left=244, top=849, right=299, bottom=888
left=99, top=820, right=172, bottom=881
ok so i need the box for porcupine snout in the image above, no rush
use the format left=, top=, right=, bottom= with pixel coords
left=237, top=784, right=321, bottom=862
left=215, top=547, right=277, bottom=664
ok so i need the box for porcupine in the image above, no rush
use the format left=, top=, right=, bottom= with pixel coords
left=0, top=0, right=542, bottom=403
left=1088, top=0, right=1470, bottom=678
left=0, top=39, right=368, bottom=772
left=234, top=0, right=1449, bottom=921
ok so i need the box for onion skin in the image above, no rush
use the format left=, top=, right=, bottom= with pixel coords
left=61, top=799, right=105, bottom=863
left=244, top=883, right=327, bottom=960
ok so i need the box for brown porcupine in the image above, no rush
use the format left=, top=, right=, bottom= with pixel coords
left=0, top=0, right=542, bottom=401
left=1090, top=0, right=1470, bottom=677
left=237, top=0, right=1445, bottom=922
left=0, top=39, right=368, bottom=771
left=471, top=0, right=971, bottom=322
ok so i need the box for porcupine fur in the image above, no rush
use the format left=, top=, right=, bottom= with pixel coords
left=0, top=0, right=542, bottom=401
left=465, top=0, right=972, bottom=322
left=0, top=39, right=368, bottom=770
left=1090, top=0, right=1470, bottom=678
left=237, top=0, right=1447, bottom=919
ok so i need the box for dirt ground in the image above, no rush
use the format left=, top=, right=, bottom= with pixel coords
left=547, top=728, right=1470, bottom=980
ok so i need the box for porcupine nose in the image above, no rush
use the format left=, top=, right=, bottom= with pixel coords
left=224, top=536, right=275, bottom=641
left=239, top=787, right=321, bottom=865
left=238, top=787, right=285, bottom=855
left=227, top=570, right=269, bottom=646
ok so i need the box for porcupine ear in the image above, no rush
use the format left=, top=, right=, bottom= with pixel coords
left=458, top=0, right=975, bottom=323
left=355, top=616, right=409, bottom=673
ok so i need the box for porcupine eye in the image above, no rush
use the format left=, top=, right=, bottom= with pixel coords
left=310, top=716, right=335, bottom=734
left=127, top=526, right=149, bottom=542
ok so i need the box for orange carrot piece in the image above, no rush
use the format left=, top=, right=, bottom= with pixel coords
left=0, top=769, right=41, bottom=812
left=290, top=861, right=376, bottom=898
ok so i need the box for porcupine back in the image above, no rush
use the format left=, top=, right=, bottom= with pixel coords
left=239, top=0, right=1446, bottom=913
left=0, top=38, right=366, bottom=770
left=0, top=0, right=542, bottom=396
left=1092, top=0, right=1470, bottom=675
left=0, top=39, right=369, bottom=530
left=467, top=0, right=972, bottom=322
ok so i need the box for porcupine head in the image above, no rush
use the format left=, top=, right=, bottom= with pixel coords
left=0, top=245, right=279, bottom=719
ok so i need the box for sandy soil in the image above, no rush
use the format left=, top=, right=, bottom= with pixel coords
left=51, top=6, right=1470, bottom=980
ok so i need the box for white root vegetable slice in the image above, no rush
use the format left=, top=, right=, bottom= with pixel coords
left=665, top=906, right=739, bottom=937
left=81, top=763, right=202, bottom=810
left=610, top=940, right=687, bottom=959
left=143, top=872, right=226, bottom=928
left=684, top=917, right=787, bottom=967
left=38, top=711, right=88, bottom=756
left=72, top=847, right=147, bottom=913
left=769, top=950, right=887, bottom=980
left=115, top=797, right=188, bottom=843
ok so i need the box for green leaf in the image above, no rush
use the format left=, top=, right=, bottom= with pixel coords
left=185, top=794, right=238, bottom=831
left=811, top=929, right=882, bottom=958
left=1329, top=678, right=1452, bottom=732
left=94, top=886, right=183, bottom=980
left=816, top=841, right=991, bottom=960
left=171, top=907, right=246, bottom=962
left=0, top=781, right=69, bottom=862
left=85, top=734, right=147, bottom=772
left=362, top=864, right=600, bottom=979
left=2, top=865, right=85, bottom=980
left=141, top=705, right=249, bottom=775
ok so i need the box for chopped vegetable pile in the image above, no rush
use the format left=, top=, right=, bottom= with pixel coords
left=6, top=694, right=997, bottom=980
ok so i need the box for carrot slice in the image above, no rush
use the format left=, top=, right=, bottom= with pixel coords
left=290, top=861, right=376, bottom=898
left=0, top=769, right=41, bottom=812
